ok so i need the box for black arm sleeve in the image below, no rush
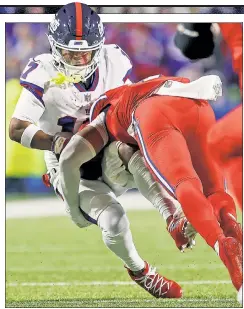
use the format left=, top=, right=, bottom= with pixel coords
left=174, top=23, right=215, bottom=60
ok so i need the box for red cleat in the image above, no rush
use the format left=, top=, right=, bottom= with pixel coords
left=126, top=262, right=182, bottom=298
left=217, top=237, right=243, bottom=291
left=167, top=215, right=196, bottom=252
left=219, top=209, right=243, bottom=245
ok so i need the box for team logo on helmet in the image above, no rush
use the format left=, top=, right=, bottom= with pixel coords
left=49, top=18, right=60, bottom=34
left=98, top=20, right=104, bottom=36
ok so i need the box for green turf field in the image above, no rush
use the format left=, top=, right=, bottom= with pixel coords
left=6, top=210, right=241, bottom=308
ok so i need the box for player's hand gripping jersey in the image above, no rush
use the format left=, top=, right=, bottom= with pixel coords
left=12, top=45, right=132, bottom=171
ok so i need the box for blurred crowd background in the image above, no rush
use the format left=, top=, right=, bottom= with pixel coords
left=6, top=17, right=242, bottom=197
left=1, top=6, right=244, bottom=14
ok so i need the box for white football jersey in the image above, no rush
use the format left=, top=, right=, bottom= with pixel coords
left=12, top=44, right=132, bottom=171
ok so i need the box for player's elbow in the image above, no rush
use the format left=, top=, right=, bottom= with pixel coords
left=9, top=118, right=22, bottom=142
left=9, top=118, right=33, bottom=143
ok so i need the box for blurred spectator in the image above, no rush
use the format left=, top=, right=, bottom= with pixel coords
left=0, top=6, right=228, bottom=14
left=6, top=23, right=49, bottom=79
left=25, top=7, right=45, bottom=14
left=0, top=7, right=17, bottom=13
left=1, top=6, right=243, bottom=14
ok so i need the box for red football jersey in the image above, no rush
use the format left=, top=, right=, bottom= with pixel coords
left=218, top=23, right=243, bottom=90
left=90, top=75, right=190, bottom=144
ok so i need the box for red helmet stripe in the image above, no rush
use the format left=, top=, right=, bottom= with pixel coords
left=75, top=2, right=83, bottom=39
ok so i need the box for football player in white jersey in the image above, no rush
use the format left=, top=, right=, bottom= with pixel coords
left=9, top=2, right=193, bottom=298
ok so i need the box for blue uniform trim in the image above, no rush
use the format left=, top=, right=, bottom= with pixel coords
left=79, top=207, right=97, bottom=225
left=74, top=69, right=99, bottom=92
left=133, top=115, right=176, bottom=197
left=20, top=80, right=45, bottom=107
left=123, top=68, right=132, bottom=83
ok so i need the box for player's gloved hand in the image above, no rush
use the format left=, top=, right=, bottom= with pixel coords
left=42, top=168, right=59, bottom=188
left=167, top=208, right=197, bottom=253
left=65, top=204, right=89, bottom=229
left=175, top=209, right=197, bottom=252
left=102, top=141, right=135, bottom=189
left=51, top=132, right=72, bottom=159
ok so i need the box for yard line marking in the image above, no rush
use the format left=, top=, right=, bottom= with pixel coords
left=7, top=264, right=225, bottom=272
left=7, top=280, right=232, bottom=287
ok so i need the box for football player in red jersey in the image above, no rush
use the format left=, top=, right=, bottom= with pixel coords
left=175, top=22, right=243, bottom=211
left=208, top=23, right=243, bottom=211
left=53, top=74, right=242, bottom=293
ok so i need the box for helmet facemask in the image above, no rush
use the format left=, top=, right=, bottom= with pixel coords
left=48, top=34, right=104, bottom=83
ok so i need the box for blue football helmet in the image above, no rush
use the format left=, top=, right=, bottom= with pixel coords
left=48, top=2, right=105, bottom=82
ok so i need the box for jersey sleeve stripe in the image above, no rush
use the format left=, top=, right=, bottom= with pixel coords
left=20, top=80, right=45, bottom=106
left=123, top=68, right=132, bottom=83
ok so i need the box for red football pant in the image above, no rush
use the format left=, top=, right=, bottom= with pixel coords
left=134, top=95, right=233, bottom=248
left=207, top=105, right=243, bottom=210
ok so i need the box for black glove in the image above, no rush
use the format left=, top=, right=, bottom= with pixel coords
left=174, top=23, right=214, bottom=60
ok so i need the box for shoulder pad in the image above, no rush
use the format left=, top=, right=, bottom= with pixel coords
left=20, top=54, right=54, bottom=89
left=20, top=54, right=54, bottom=104
left=103, top=44, right=133, bottom=83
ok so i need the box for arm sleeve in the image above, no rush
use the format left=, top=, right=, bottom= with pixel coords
left=12, top=88, right=45, bottom=123
left=59, top=134, right=97, bottom=224
left=128, top=151, right=180, bottom=220
left=174, top=23, right=215, bottom=60
left=101, top=141, right=136, bottom=191
left=59, top=113, right=108, bottom=224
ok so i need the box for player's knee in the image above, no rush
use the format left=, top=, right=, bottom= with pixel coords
left=78, top=191, right=118, bottom=226
left=172, top=164, right=200, bottom=186
left=98, top=203, right=130, bottom=237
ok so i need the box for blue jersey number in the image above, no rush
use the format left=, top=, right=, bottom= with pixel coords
left=21, top=61, right=39, bottom=79
left=57, top=116, right=77, bottom=133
